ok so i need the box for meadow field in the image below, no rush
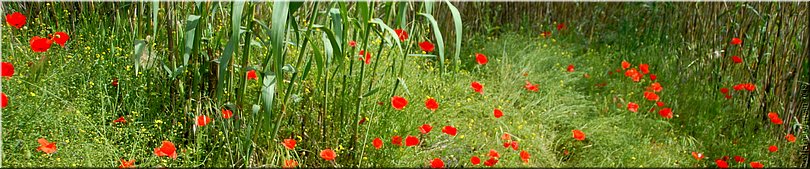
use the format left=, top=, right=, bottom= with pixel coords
left=1, top=1, right=808, bottom=168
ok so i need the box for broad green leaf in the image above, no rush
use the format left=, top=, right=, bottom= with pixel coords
left=446, top=0, right=463, bottom=72
left=216, top=1, right=244, bottom=104
left=370, top=18, right=404, bottom=55
left=329, top=8, right=344, bottom=48
left=418, top=13, right=445, bottom=72
left=182, top=15, right=201, bottom=66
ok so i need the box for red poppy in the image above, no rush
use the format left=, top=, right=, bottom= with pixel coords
left=154, top=141, right=177, bottom=159
left=720, top=88, right=729, bottom=94
left=392, top=135, right=403, bottom=146
left=715, top=159, right=729, bottom=169
left=639, top=64, right=650, bottom=74
left=111, top=78, right=119, bottom=87
left=520, top=150, right=530, bottom=163
left=358, top=50, right=371, bottom=65
left=503, top=141, right=511, bottom=148
left=282, top=139, right=296, bottom=150
left=493, top=108, right=503, bottom=118
left=442, top=126, right=457, bottom=136
left=734, top=156, right=745, bottom=163
left=659, top=108, right=673, bottom=119
left=541, top=31, right=552, bottom=38
left=722, top=156, right=730, bottom=161
left=524, top=81, right=539, bottom=92
left=621, top=61, right=631, bottom=70
left=768, top=112, right=783, bottom=125
left=627, top=102, right=639, bottom=112
left=625, top=68, right=642, bottom=82
left=692, top=152, right=704, bottom=160
left=113, top=116, right=126, bottom=123
left=724, top=94, right=732, bottom=99
left=475, top=53, right=488, bottom=65
left=510, top=141, right=519, bottom=150
left=282, top=159, right=298, bottom=168
left=119, top=159, right=135, bottom=168
left=489, top=149, right=500, bottom=158
left=567, top=64, right=575, bottom=72
left=419, top=41, right=435, bottom=53
left=730, top=38, right=742, bottom=45
left=196, top=115, right=212, bottom=126
left=644, top=92, right=659, bottom=101
left=394, top=29, right=408, bottom=41
left=391, top=96, right=408, bottom=110
left=744, top=83, right=756, bottom=91
left=768, top=145, right=778, bottom=152
left=786, top=134, right=796, bottom=143
left=649, top=74, right=657, bottom=81
left=572, top=130, right=585, bottom=141
left=648, top=82, right=663, bottom=92
left=359, top=117, right=367, bottom=124
left=247, top=70, right=258, bottom=80
left=30, top=36, right=53, bottom=53
left=731, top=56, right=743, bottom=64
left=501, top=133, right=511, bottom=141
left=768, top=112, right=779, bottom=119
left=36, top=138, right=57, bottom=154
left=1, top=92, right=8, bottom=108
left=419, top=124, right=433, bottom=134
left=471, top=81, right=484, bottom=94
left=750, top=162, right=763, bottom=168
left=556, top=23, right=566, bottom=31
left=372, top=137, right=383, bottom=149
left=425, top=98, right=439, bottom=111
left=405, top=135, right=419, bottom=146
left=50, top=32, right=69, bottom=47
left=430, top=158, right=444, bottom=168
left=656, top=101, right=665, bottom=107
left=470, top=156, right=481, bottom=165
left=349, top=40, right=357, bottom=47
left=6, top=12, right=26, bottom=29
left=1, top=62, right=14, bottom=78
left=483, top=157, right=499, bottom=167
left=320, top=149, right=337, bottom=161
left=222, top=109, right=233, bottom=119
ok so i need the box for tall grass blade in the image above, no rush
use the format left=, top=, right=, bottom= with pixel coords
left=445, top=1, right=462, bottom=72
left=418, top=13, right=445, bottom=72
left=216, top=1, right=244, bottom=104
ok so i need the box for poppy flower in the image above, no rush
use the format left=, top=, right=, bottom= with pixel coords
left=425, top=98, right=439, bottom=111
left=320, top=149, right=337, bottom=161
left=691, top=152, right=704, bottom=160
left=119, top=159, right=135, bottom=168
left=768, top=145, right=778, bottom=152
left=659, top=108, right=673, bottom=119
left=113, top=116, right=126, bottom=123
left=572, top=130, right=586, bottom=141
left=501, top=133, right=511, bottom=141
left=391, top=96, right=408, bottom=110
left=493, top=108, right=503, bottom=118
left=786, top=134, right=796, bottom=143
left=724, top=94, right=732, bottom=99
left=730, top=38, right=742, bottom=45
left=489, top=149, right=500, bottom=158
left=722, top=156, right=730, bottom=161
left=767, top=112, right=779, bottom=119
left=282, top=139, right=296, bottom=150
left=510, top=141, right=519, bottom=150
left=520, top=150, right=530, bottom=163
left=567, top=64, right=575, bottom=72
left=470, top=156, right=481, bottom=165
left=720, top=88, right=729, bottom=94
left=648, top=82, right=663, bottom=92
left=196, top=115, right=212, bottom=126
left=282, top=159, right=298, bottom=168
left=359, top=117, right=367, bottom=124
left=639, top=64, right=650, bottom=74
left=30, top=36, right=53, bottom=53
left=430, top=158, right=444, bottom=168
left=394, top=29, right=408, bottom=41
left=625, top=68, right=642, bottom=82
left=358, top=50, right=371, bottom=65
left=372, top=137, right=383, bottom=149
left=349, top=40, right=357, bottom=47
left=644, top=92, right=659, bottom=101
left=556, top=23, right=566, bottom=31
left=419, top=124, right=433, bottom=134
left=656, top=101, right=665, bottom=107
left=475, top=53, right=488, bottom=65
left=750, top=162, right=763, bottom=168
left=768, top=112, right=783, bottom=125
left=442, top=126, right=457, bottom=136
left=419, top=41, right=435, bottom=53
left=649, top=74, right=657, bottom=81
left=36, top=138, right=57, bottom=154
left=405, top=135, right=419, bottom=146
left=6, top=12, right=26, bottom=29
left=247, top=70, right=258, bottom=80
left=50, top=32, right=69, bottom=47
left=584, top=73, right=590, bottom=78
left=744, top=83, right=756, bottom=91
left=471, top=81, right=484, bottom=94
left=541, top=31, right=552, bottom=38
left=1, top=92, right=8, bottom=108
left=1, top=62, right=14, bottom=78
left=392, top=135, right=403, bottom=146
left=731, top=56, right=743, bottom=64
left=524, top=81, right=539, bottom=92
left=621, top=61, right=631, bottom=70
left=734, top=156, right=745, bottom=163
left=222, top=109, right=233, bottom=119
left=627, top=102, right=639, bottom=112
left=715, top=159, right=728, bottom=169
left=483, top=157, right=498, bottom=166
left=154, top=141, right=177, bottom=159
left=111, top=78, right=119, bottom=87
left=503, top=141, right=511, bottom=148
